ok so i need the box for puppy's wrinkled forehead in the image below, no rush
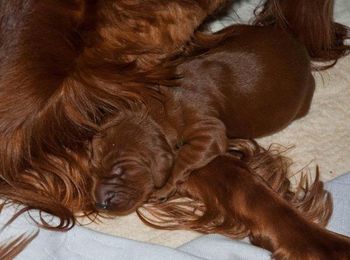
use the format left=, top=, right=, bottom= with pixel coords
left=91, top=113, right=174, bottom=188
left=101, top=122, right=146, bottom=150
left=92, top=117, right=149, bottom=158
left=91, top=114, right=172, bottom=168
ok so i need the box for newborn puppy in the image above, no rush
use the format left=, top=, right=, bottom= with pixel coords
left=92, top=25, right=315, bottom=213
left=92, top=114, right=175, bottom=215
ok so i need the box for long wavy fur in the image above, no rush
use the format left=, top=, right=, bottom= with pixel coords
left=138, top=139, right=332, bottom=238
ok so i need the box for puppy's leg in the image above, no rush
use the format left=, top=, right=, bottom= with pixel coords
left=150, top=117, right=227, bottom=201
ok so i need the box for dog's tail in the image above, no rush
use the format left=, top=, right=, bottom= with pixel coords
left=253, top=0, right=350, bottom=67
left=138, top=139, right=332, bottom=239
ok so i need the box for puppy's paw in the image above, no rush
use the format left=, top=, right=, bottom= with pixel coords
left=149, top=184, right=177, bottom=203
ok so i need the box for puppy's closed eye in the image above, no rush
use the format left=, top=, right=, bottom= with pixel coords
left=109, top=165, right=125, bottom=179
left=111, top=165, right=122, bottom=175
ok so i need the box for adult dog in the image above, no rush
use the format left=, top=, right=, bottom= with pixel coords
left=0, top=0, right=349, bottom=258
left=0, top=0, right=348, bottom=238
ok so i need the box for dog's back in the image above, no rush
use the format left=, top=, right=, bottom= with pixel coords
left=178, top=25, right=315, bottom=138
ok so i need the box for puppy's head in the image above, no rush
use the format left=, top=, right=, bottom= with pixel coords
left=91, top=113, right=174, bottom=215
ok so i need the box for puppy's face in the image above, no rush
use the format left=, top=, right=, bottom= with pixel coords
left=91, top=114, right=174, bottom=215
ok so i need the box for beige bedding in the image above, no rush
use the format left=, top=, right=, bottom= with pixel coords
left=85, top=0, right=350, bottom=248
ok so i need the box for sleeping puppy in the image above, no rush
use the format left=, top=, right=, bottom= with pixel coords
left=91, top=24, right=315, bottom=214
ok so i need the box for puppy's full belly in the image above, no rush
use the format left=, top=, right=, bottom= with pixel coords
left=180, top=25, right=315, bottom=138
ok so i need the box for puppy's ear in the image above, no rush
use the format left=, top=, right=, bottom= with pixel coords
left=151, top=151, right=174, bottom=188
left=90, top=134, right=104, bottom=167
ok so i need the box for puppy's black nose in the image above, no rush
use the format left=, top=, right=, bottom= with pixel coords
left=95, top=190, right=116, bottom=210
left=95, top=202, right=109, bottom=210
left=94, top=166, right=122, bottom=211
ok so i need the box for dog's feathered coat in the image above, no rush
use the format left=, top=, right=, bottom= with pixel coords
left=0, top=1, right=349, bottom=258
left=0, top=0, right=350, bottom=259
